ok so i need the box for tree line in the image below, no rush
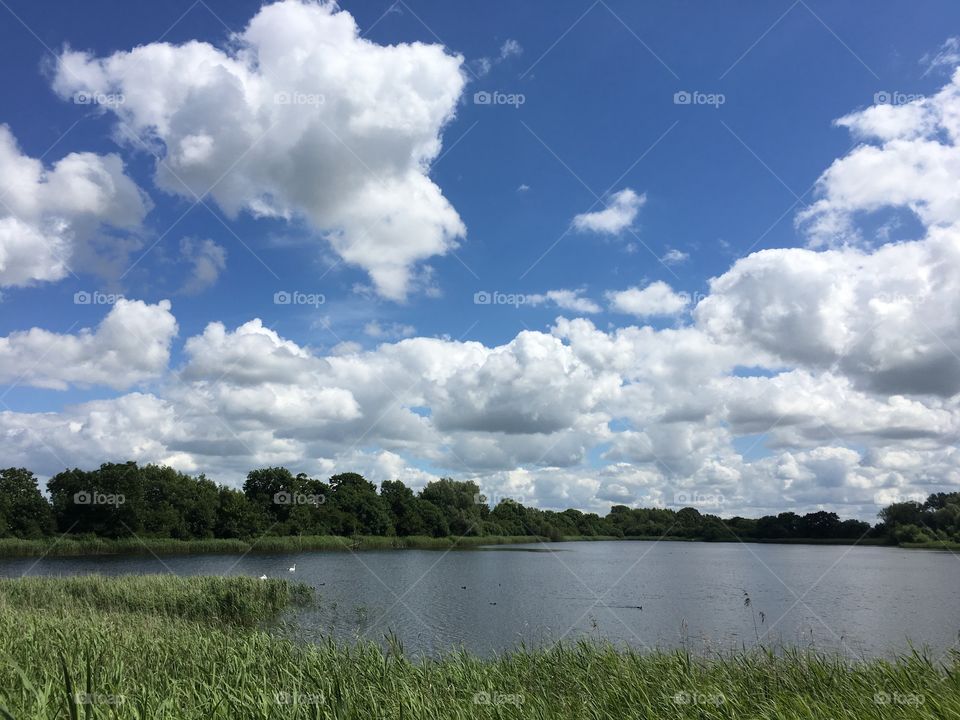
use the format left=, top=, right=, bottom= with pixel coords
left=0, top=462, right=956, bottom=545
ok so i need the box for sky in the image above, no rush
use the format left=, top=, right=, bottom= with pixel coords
left=2, top=0, right=960, bottom=520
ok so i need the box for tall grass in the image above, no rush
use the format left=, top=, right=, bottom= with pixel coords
left=0, top=575, right=312, bottom=627
left=0, top=576, right=957, bottom=718
left=0, top=534, right=547, bottom=559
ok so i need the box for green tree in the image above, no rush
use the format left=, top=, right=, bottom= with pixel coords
left=328, top=473, right=393, bottom=535
left=381, top=480, right=425, bottom=536
left=215, top=487, right=268, bottom=538
left=420, top=478, right=483, bottom=536
left=48, top=462, right=146, bottom=538
left=0, top=468, right=54, bottom=538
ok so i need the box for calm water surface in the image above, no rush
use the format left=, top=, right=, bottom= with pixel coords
left=3, top=541, right=958, bottom=658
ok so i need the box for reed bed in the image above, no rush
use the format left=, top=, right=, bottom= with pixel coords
left=0, top=575, right=312, bottom=627
left=0, top=576, right=956, bottom=718
left=0, top=534, right=546, bottom=559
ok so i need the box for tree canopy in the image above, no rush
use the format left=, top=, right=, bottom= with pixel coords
left=0, top=462, right=954, bottom=546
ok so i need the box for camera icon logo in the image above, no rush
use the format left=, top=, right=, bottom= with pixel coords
left=673, top=91, right=692, bottom=105
left=474, top=91, right=492, bottom=105
left=73, top=491, right=92, bottom=505
left=274, top=291, right=292, bottom=305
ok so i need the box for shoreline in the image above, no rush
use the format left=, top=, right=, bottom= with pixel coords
left=0, top=533, right=912, bottom=559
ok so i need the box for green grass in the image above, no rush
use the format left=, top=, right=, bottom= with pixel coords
left=901, top=540, right=960, bottom=551
left=0, top=534, right=551, bottom=558
left=0, top=575, right=312, bottom=627
left=0, top=575, right=957, bottom=718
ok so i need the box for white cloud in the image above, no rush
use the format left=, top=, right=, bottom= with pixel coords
left=699, top=219, right=960, bottom=397
left=607, top=282, right=689, bottom=317
left=661, top=248, right=689, bottom=264
left=572, top=188, right=645, bottom=235
left=364, top=320, right=416, bottom=340
left=179, top=238, right=226, bottom=295
left=0, top=125, right=149, bottom=287
left=8, top=57, right=960, bottom=519
left=500, top=39, right=523, bottom=59
left=0, top=299, right=176, bottom=390
left=799, top=68, right=960, bottom=245
left=2, top=306, right=959, bottom=518
left=922, top=37, right=960, bottom=75
left=473, top=38, right=522, bottom=77
left=527, top=288, right=601, bottom=314
left=52, top=0, right=466, bottom=300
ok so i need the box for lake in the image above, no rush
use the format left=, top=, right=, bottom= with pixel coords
left=2, top=540, right=957, bottom=659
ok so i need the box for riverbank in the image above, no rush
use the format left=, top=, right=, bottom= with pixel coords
left=0, top=575, right=955, bottom=719
left=0, top=534, right=547, bottom=558
left=0, top=533, right=908, bottom=558
left=901, top=540, right=960, bottom=551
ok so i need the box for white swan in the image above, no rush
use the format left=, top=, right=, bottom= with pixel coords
left=259, top=574, right=268, bottom=580
left=289, top=564, right=296, bottom=573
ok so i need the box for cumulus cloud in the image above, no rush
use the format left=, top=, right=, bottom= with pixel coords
left=1, top=305, right=958, bottom=518
left=799, top=68, right=960, bottom=245
left=9, top=54, right=960, bottom=519
left=0, top=125, right=149, bottom=287
left=0, top=299, right=176, bottom=390
left=572, top=188, right=645, bottom=235
left=52, top=0, right=466, bottom=300
left=607, top=282, right=689, bottom=317
left=699, top=216, right=960, bottom=397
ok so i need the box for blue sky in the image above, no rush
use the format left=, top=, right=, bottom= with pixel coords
left=2, top=0, right=960, bottom=518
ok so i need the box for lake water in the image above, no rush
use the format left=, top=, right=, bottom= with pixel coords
left=3, top=540, right=958, bottom=659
